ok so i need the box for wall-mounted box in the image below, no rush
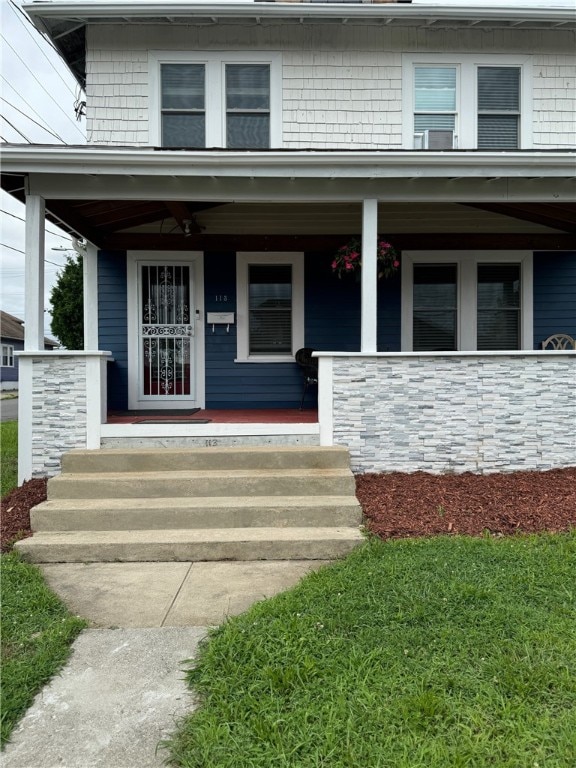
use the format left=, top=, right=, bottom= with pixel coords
left=207, top=312, right=235, bottom=324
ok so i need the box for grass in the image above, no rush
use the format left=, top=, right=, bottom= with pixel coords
left=1, top=420, right=18, bottom=498
left=168, top=534, right=576, bottom=768
left=0, top=552, right=87, bottom=748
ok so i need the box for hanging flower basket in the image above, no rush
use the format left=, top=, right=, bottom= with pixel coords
left=331, top=237, right=400, bottom=279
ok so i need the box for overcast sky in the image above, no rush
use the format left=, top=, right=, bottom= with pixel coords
left=1, top=0, right=86, bottom=338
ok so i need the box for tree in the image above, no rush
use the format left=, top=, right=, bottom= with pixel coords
left=50, top=254, right=84, bottom=349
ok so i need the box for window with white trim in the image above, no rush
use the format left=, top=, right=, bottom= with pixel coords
left=403, top=54, right=532, bottom=150
left=236, top=253, right=304, bottom=363
left=401, top=252, right=533, bottom=351
left=1, top=344, right=14, bottom=367
left=151, top=52, right=281, bottom=148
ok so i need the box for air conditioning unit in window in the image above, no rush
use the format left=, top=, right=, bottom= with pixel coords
left=413, top=130, right=456, bottom=150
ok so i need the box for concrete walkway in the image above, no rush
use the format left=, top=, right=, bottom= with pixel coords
left=3, top=560, right=324, bottom=768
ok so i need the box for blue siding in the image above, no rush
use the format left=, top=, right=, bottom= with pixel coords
left=305, top=253, right=401, bottom=352
left=98, top=251, right=128, bottom=410
left=0, top=338, right=24, bottom=384
left=204, top=252, right=304, bottom=408
left=204, top=252, right=401, bottom=409
left=533, top=251, right=576, bottom=347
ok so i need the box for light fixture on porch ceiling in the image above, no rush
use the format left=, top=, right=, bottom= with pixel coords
left=181, top=217, right=205, bottom=236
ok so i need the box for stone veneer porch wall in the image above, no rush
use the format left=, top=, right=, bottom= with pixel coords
left=326, top=353, right=576, bottom=474
left=18, top=352, right=110, bottom=481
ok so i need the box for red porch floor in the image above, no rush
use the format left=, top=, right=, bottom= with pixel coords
left=107, top=409, right=318, bottom=425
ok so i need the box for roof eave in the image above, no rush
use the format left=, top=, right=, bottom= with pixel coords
left=2, top=146, right=575, bottom=179
left=22, top=2, right=576, bottom=24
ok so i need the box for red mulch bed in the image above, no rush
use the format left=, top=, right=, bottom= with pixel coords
left=357, top=468, right=576, bottom=539
left=1, top=478, right=47, bottom=553
left=1, top=469, right=575, bottom=552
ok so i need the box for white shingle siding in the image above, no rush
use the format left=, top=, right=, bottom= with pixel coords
left=85, top=24, right=575, bottom=148
left=533, top=56, right=576, bottom=147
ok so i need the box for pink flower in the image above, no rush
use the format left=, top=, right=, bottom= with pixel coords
left=331, top=260, right=338, bottom=269
left=393, top=260, right=400, bottom=268
left=345, top=262, right=353, bottom=270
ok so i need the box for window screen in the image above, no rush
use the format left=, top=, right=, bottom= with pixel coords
left=226, top=64, right=270, bottom=149
left=414, top=66, right=457, bottom=134
left=477, top=67, right=520, bottom=149
left=477, top=264, right=520, bottom=350
left=413, top=264, right=458, bottom=351
left=249, top=264, right=292, bottom=354
left=161, top=64, right=205, bottom=147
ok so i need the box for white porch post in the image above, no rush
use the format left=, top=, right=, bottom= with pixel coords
left=83, top=243, right=99, bottom=349
left=19, top=194, right=46, bottom=483
left=24, top=195, right=45, bottom=350
left=361, top=198, right=378, bottom=353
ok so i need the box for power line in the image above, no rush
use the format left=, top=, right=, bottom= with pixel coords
left=8, top=0, right=81, bottom=79
left=0, top=97, right=67, bottom=144
left=0, top=33, right=85, bottom=141
left=1, top=75, right=68, bottom=143
left=0, top=209, right=75, bottom=241
left=0, top=243, right=68, bottom=269
left=0, top=115, right=32, bottom=143
left=8, top=1, right=78, bottom=100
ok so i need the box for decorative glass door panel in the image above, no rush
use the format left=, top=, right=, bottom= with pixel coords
left=140, top=264, right=195, bottom=398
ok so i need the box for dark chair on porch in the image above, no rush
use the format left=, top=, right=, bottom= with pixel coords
left=295, top=348, right=318, bottom=410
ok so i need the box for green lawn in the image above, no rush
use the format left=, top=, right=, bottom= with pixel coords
left=168, top=534, right=576, bottom=768
left=0, top=420, right=18, bottom=497
left=0, top=552, right=87, bottom=748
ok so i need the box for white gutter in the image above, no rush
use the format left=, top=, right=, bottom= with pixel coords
left=2, top=146, right=575, bottom=178
left=22, top=1, right=576, bottom=25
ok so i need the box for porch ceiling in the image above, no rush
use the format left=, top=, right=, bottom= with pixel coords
left=28, top=199, right=576, bottom=252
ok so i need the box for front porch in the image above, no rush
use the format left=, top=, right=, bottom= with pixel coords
left=17, top=348, right=575, bottom=481
left=3, top=146, right=575, bottom=481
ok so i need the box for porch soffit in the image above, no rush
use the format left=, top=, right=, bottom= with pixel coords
left=2, top=149, right=575, bottom=250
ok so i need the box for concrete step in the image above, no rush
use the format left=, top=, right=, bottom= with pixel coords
left=48, top=468, right=356, bottom=500
left=15, top=527, right=365, bottom=563
left=62, top=446, right=350, bottom=474
left=31, top=496, right=363, bottom=531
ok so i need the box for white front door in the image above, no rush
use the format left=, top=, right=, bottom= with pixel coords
left=128, top=252, right=204, bottom=410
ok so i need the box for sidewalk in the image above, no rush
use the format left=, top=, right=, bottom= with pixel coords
left=2, top=560, right=324, bottom=768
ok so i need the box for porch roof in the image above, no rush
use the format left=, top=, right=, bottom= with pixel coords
left=2, top=145, right=575, bottom=251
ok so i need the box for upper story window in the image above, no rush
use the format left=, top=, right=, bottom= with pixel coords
left=226, top=65, right=270, bottom=149
left=161, top=64, right=205, bottom=147
left=151, top=52, right=281, bottom=149
left=403, top=54, right=532, bottom=150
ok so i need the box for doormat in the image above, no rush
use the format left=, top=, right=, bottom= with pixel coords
left=113, top=408, right=201, bottom=417
left=137, top=419, right=212, bottom=424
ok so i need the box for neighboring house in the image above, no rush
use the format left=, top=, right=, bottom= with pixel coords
left=1, top=0, right=574, bottom=483
left=0, top=311, right=57, bottom=391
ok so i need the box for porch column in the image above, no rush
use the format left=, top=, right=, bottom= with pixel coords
left=361, top=198, right=378, bottom=353
left=83, top=243, right=99, bottom=349
left=24, top=195, right=45, bottom=350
